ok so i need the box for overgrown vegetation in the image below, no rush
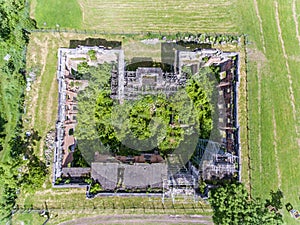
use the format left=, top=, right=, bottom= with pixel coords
left=89, top=182, right=103, bottom=194
left=75, top=63, right=215, bottom=161
left=0, top=114, right=7, bottom=151
left=0, top=129, right=47, bottom=221
left=87, top=50, right=97, bottom=61
left=72, top=146, right=89, bottom=167
left=0, top=0, right=48, bottom=221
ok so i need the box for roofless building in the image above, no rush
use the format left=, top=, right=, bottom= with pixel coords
left=54, top=40, right=240, bottom=196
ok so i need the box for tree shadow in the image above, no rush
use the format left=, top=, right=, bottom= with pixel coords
left=261, top=189, right=284, bottom=223
left=26, top=129, right=42, bottom=146
left=285, top=202, right=293, bottom=212
left=266, top=189, right=284, bottom=210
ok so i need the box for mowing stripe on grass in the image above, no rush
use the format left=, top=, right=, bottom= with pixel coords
left=253, top=0, right=266, bottom=53
left=271, top=109, right=281, bottom=188
left=77, top=0, right=237, bottom=33
left=292, top=0, right=300, bottom=46
left=274, top=1, right=299, bottom=150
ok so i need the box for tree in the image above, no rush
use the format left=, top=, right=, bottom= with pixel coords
left=185, top=67, right=215, bottom=139
left=209, top=183, right=284, bottom=225
left=0, top=160, right=22, bottom=220
left=72, top=146, right=89, bottom=167
left=75, top=64, right=117, bottom=161
left=0, top=114, right=7, bottom=151
left=88, top=50, right=97, bottom=60
left=77, top=62, right=89, bottom=75
left=266, top=189, right=284, bottom=211
left=77, top=63, right=214, bottom=156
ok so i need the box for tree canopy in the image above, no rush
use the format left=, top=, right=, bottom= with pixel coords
left=209, top=183, right=284, bottom=225
left=75, top=64, right=215, bottom=157
left=0, top=0, right=37, bottom=221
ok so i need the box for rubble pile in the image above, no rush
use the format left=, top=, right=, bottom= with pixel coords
left=44, top=130, right=55, bottom=166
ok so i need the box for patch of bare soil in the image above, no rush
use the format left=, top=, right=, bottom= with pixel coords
left=290, top=55, right=300, bottom=62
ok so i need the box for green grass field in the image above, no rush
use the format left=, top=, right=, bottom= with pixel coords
left=32, top=0, right=238, bottom=33
left=23, top=0, right=300, bottom=224
left=238, top=0, right=300, bottom=224
left=31, top=0, right=82, bottom=28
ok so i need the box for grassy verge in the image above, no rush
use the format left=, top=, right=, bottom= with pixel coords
left=15, top=190, right=212, bottom=224
left=11, top=213, right=46, bottom=225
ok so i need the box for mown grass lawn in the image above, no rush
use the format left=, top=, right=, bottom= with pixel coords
left=33, top=0, right=82, bottom=29
left=32, top=0, right=238, bottom=33
left=238, top=0, right=300, bottom=224
left=79, top=0, right=238, bottom=33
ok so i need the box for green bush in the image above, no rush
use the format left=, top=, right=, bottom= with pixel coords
left=55, top=177, right=62, bottom=185
left=64, top=179, right=71, bottom=184
left=90, top=182, right=102, bottom=194
left=88, top=50, right=97, bottom=61
left=198, top=178, right=206, bottom=194
left=84, top=178, right=92, bottom=184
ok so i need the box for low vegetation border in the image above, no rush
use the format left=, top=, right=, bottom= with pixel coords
left=26, top=28, right=242, bottom=41
left=13, top=195, right=213, bottom=224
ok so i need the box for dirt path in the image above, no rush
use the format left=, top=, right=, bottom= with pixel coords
left=36, top=37, right=50, bottom=130
left=292, top=0, right=300, bottom=47
left=58, top=214, right=214, bottom=225
left=31, top=37, right=50, bottom=158
left=39, top=40, right=58, bottom=157
left=45, top=40, right=57, bottom=127
left=29, top=0, right=37, bottom=19
left=272, top=109, right=282, bottom=188
left=253, top=0, right=266, bottom=54
left=275, top=1, right=300, bottom=147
